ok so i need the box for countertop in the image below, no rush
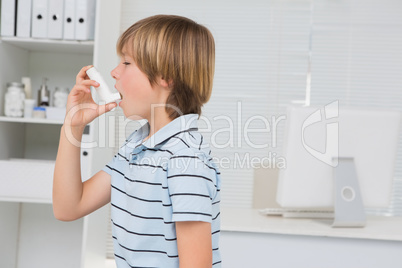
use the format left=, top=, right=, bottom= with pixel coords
left=220, top=207, right=402, bottom=241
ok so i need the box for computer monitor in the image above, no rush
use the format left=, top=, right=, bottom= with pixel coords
left=276, top=102, right=401, bottom=226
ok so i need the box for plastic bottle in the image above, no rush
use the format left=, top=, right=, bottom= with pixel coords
left=21, top=77, right=32, bottom=99
left=53, top=87, right=69, bottom=108
left=4, top=82, right=25, bottom=117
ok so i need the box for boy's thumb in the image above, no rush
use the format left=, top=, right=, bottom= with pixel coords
left=107, top=102, right=118, bottom=111
left=97, top=102, right=117, bottom=116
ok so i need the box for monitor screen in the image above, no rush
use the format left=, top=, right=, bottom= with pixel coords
left=276, top=102, right=401, bottom=209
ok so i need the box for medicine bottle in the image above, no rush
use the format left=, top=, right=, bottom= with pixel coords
left=4, top=82, right=25, bottom=117
left=53, top=87, right=69, bottom=108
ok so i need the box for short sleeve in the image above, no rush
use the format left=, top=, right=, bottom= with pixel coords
left=102, top=153, right=118, bottom=176
left=167, top=149, right=218, bottom=223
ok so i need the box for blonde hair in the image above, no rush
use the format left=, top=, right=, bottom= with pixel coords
left=117, top=15, right=215, bottom=119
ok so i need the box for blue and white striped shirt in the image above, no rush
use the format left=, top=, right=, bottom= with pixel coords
left=103, top=113, right=222, bottom=268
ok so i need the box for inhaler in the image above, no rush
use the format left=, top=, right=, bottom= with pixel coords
left=86, top=67, right=121, bottom=104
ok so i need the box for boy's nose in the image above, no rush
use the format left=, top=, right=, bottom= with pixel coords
left=111, top=67, right=119, bottom=80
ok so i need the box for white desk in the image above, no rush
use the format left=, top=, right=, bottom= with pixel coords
left=220, top=207, right=402, bottom=268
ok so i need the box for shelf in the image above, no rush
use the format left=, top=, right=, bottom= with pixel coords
left=0, top=159, right=55, bottom=204
left=0, top=36, right=94, bottom=55
left=0, top=116, right=64, bottom=125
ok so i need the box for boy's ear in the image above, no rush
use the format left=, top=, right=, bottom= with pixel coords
left=159, top=76, right=174, bottom=89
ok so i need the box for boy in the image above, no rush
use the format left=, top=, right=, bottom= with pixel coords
left=53, top=15, right=221, bottom=268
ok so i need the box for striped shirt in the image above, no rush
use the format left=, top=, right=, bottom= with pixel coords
left=103, top=113, right=222, bottom=268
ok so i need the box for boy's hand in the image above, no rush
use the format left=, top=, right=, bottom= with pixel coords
left=64, top=65, right=117, bottom=129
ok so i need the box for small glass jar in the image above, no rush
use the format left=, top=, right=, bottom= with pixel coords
left=4, top=82, right=25, bottom=117
left=53, top=87, right=69, bottom=108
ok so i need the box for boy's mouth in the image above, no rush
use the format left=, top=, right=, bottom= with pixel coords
left=115, top=85, right=122, bottom=99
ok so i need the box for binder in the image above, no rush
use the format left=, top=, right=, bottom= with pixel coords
left=1, top=0, right=17, bottom=37
left=47, top=0, right=64, bottom=39
left=63, top=0, right=75, bottom=40
left=31, top=0, right=48, bottom=38
left=75, top=0, right=96, bottom=40
left=16, top=0, right=33, bottom=38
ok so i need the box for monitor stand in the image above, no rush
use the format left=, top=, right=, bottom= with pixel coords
left=332, top=157, right=366, bottom=227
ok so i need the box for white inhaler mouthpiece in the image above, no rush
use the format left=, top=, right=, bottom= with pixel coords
left=86, top=67, right=121, bottom=104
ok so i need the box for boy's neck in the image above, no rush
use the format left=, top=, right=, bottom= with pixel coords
left=143, top=109, right=172, bottom=142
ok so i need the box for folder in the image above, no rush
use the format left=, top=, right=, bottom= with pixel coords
left=31, top=0, right=48, bottom=38
left=75, top=0, right=96, bottom=40
left=1, top=0, right=17, bottom=37
left=47, top=0, right=64, bottom=39
left=16, top=0, right=32, bottom=38
left=63, top=0, right=75, bottom=40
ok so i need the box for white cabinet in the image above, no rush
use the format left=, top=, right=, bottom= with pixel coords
left=0, top=1, right=122, bottom=267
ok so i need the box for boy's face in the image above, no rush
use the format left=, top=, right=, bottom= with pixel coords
left=111, top=51, right=164, bottom=121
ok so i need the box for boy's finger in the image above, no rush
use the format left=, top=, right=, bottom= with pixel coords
left=71, top=85, right=92, bottom=95
left=81, top=79, right=100, bottom=88
left=76, top=65, right=94, bottom=83
left=97, top=102, right=118, bottom=116
left=106, top=102, right=118, bottom=112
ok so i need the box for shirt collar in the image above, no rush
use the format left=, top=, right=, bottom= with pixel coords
left=135, top=113, right=199, bottom=149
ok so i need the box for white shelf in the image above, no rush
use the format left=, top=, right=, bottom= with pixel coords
left=0, top=159, right=55, bottom=204
left=0, top=116, right=63, bottom=125
left=0, top=36, right=93, bottom=55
